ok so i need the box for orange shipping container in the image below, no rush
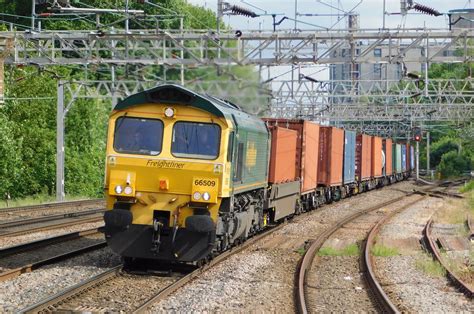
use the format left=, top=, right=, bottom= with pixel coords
left=384, top=139, right=393, bottom=175
left=263, top=119, right=320, bottom=193
left=318, top=126, right=344, bottom=186
left=268, top=126, right=298, bottom=183
left=356, top=134, right=372, bottom=180
left=371, top=136, right=383, bottom=178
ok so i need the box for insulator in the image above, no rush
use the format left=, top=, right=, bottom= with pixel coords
left=230, top=5, right=258, bottom=18
left=412, top=3, right=442, bottom=16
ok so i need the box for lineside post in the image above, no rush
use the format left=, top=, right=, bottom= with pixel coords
left=56, top=80, right=65, bottom=202
left=416, top=141, right=420, bottom=181
left=426, top=131, right=431, bottom=178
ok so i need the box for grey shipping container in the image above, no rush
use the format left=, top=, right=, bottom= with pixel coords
left=343, top=130, right=356, bottom=184
left=401, top=144, right=407, bottom=172
left=393, top=143, right=402, bottom=173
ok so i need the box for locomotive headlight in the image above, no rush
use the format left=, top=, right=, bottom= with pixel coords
left=192, top=191, right=201, bottom=200
left=124, top=186, right=133, bottom=195
left=202, top=192, right=211, bottom=201
left=115, top=185, right=123, bottom=194
left=164, top=107, right=175, bottom=118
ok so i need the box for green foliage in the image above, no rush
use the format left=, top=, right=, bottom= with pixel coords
left=429, top=136, right=459, bottom=167
left=2, top=65, right=111, bottom=198
left=4, top=67, right=59, bottom=197
left=371, top=244, right=399, bottom=257
left=318, top=243, right=359, bottom=256
left=64, top=98, right=110, bottom=196
left=0, top=0, right=217, bottom=31
left=438, top=151, right=472, bottom=179
left=0, top=111, right=21, bottom=199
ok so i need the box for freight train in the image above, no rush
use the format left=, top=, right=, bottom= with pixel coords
left=103, top=84, right=413, bottom=264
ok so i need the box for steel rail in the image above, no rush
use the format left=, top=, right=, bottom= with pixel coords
left=0, top=228, right=101, bottom=258
left=423, top=219, right=474, bottom=299
left=295, top=184, right=439, bottom=314
left=132, top=222, right=287, bottom=313
left=0, top=199, right=104, bottom=215
left=0, top=208, right=105, bottom=229
left=20, top=265, right=122, bottom=314
left=20, top=222, right=286, bottom=313
left=363, top=196, right=430, bottom=314
left=0, top=242, right=106, bottom=282
left=0, top=228, right=105, bottom=282
left=0, top=214, right=104, bottom=239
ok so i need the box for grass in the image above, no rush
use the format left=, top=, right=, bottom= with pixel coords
left=317, top=243, right=359, bottom=256
left=469, top=191, right=474, bottom=215
left=433, top=193, right=473, bottom=225
left=460, top=180, right=474, bottom=193
left=295, top=247, right=306, bottom=256
left=371, top=244, right=399, bottom=257
left=415, top=254, right=447, bottom=278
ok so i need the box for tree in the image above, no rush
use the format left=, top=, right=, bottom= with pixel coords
left=0, top=112, right=20, bottom=199
left=438, top=150, right=472, bottom=178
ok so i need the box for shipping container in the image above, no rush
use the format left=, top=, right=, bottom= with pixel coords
left=344, top=130, right=356, bottom=184
left=401, top=144, right=407, bottom=172
left=356, top=134, right=372, bottom=180
left=393, top=143, right=402, bottom=173
left=383, top=139, right=393, bottom=176
left=406, top=144, right=411, bottom=171
left=410, top=145, right=415, bottom=170
left=263, top=119, right=320, bottom=193
left=371, top=136, right=383, bottom=178
left=268, top=126, right=298, bottom=184
left=318, top=126, right=344, bottom=186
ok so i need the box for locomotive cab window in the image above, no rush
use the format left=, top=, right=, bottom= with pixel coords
left=171, top=122, right=221, bottom=160
left=113, top=117, right=163, bottom=155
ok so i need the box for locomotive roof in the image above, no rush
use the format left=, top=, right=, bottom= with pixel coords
left=115, top=84, right=241, bottom=118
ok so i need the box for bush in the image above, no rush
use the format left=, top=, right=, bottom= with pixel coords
left=438, top=151, right=472, bottom=178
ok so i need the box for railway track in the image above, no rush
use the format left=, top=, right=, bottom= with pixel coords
left=0, top=228, right=106, bottom=282
left=423, top=219, right=474, bottom=299
left=20, top=223, right=287, bottom=313
left=0, top=199, right=104, bottom=215
left=295, top=185, right=438, bottom=313
left=363, top=196, right=431, bottom=313
left=0, top=209, right=105, bottom=239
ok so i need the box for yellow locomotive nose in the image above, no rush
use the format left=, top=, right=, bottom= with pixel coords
left=109, top=170, right=136, bottom=198
left=191, top=177, right=218, bottom=203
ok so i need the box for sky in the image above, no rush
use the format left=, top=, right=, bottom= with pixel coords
left=185, top=0, right=473, bottom=82
left=187, top=0, right=473, bottom=31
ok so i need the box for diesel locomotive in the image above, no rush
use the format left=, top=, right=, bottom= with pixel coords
left=103, top=84, right=412, bottom=264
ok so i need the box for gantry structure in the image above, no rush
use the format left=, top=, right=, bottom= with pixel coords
left=0, top=27, right=473, bottom=126
left=0, top=27, right=472, bottom=137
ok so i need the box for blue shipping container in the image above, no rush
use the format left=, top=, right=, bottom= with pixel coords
left=401, top=144, right=407, bottom=171
left=343, top=130, right=356, bottom=183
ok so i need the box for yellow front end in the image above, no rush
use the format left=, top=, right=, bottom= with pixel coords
left=103, top=103, right=233, bottom=262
